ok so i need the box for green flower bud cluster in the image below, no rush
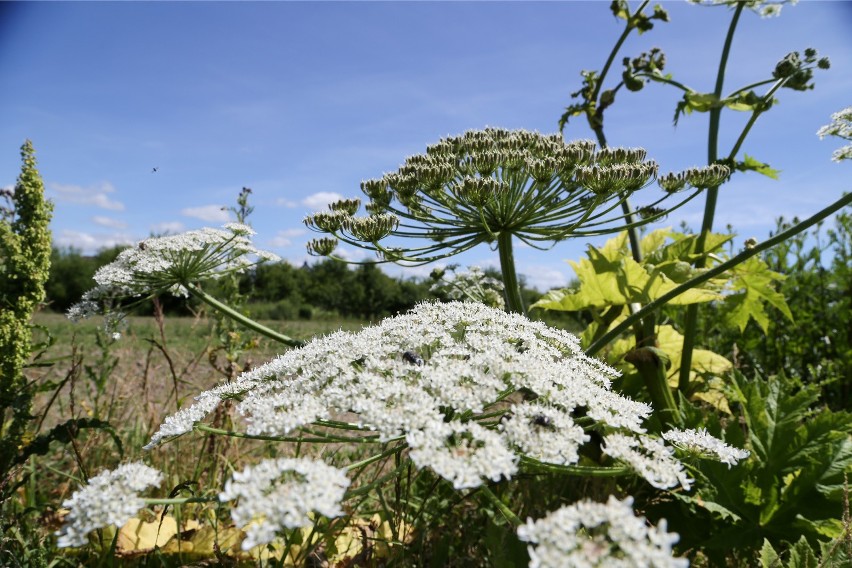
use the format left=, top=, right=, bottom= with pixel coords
left=341, top=213, right=400, bottom=242
left=306, top=237, right=339, bottom=257
left=773, top=48, right=830, bottom=91
left=303, top=128, right=713, bottom=270
left=622, top=48, right=667, bottom=92
left=574, top=161, right=659, bottom=195
left=657, top=164, right=730, bottom=193
left=303, top=210, right=349, bottom=232
left=453, top=176, right=508, bottom=207
left=329, top=198, right=361, bottom=216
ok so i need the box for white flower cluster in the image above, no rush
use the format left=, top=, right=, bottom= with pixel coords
left=67, top=223, right=278, bottom=323
left=686, top=0, right=797, bottom=18
left=517, top=495, right=688, bottom=568
left=56, top=462, right=163, bottom=548
left=430, top=265, right=506, bottom=309
left=817, top=106, right=852, bottom=163
left=603, top=434, right=693, bottom=490
left=219, top=457, right=350, bottom=550
left=662, top=428, right=750, bottom=467
left=145, top=302, right=741, bottom=492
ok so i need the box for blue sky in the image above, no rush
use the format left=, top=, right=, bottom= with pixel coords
left=2, top=1, right=850, bottom=291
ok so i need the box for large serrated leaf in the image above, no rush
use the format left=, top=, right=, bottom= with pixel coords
left=759, top=539, right=781, bottom=568
left=722, top=256, right=793, bottom=332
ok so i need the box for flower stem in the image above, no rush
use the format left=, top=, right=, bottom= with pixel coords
left=679, top=1, right=745, bottom=392
left=519, top=456, right=631, bottom=478
left=183, top=282, right=303, bottom=347
left=498, top=231, right=526, bottom=314
left=477, top=485, right=523, bottom=528
left=145, top=496, right=215, bottom=506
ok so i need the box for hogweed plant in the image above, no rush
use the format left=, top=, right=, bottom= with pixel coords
left=57, top=301, right=750, bottom=565
left=67, top=222, right=301, bottom=348
left=304, top=128, right=729, bottom=314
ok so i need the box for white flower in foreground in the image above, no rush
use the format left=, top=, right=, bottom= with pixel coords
left=67, top=223, right=279, bottom=324
left=518, top=495, right=688, bottom=568
left=603, top=434, right=693, bottom=490
left=407, top=421, right=518, bottom=490
left=146, top=302, right=695, bottom=490
left=499, top=402, right=589, bottom=466
left=219, top=457, right=350, bottom=550
left=662, top=428, right=750, bottom=467
left=56, top=462, right=163, bottom=548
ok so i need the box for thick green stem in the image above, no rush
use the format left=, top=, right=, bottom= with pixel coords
left=587, top=191, right=852, bottom=357
left=478, top=485, right=523, bottom=528
left=497, top=232, right=526, bottom=314
left=586, top=5, right=660, bottom=399
left=625, top=347, right=679, bottom=425
left=519, top=456, right=631, bottom=478
left=679, top=2, right=745, bottom=392
left=184, top=282, right=303, bottom=348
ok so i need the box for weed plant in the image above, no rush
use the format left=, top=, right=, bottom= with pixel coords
left=2, top=2, right=851, bottom=567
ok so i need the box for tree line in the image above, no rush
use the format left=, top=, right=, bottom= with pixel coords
left=43, top=247, right=439, bottom=320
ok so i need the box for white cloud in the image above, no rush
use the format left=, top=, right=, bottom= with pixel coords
left=276, top=198, right=298, bottom=208
left=91, top=215, right=127, bottom=229
left=518, top=264, right=570, bottom=292
left=301, top=192, right=344, bottom=211
left=270, top=236, right=292, bottom=248
left=180, top=204, right=232, bottom=223
left=54, top=229, right=135, bottom=253
left=49, top=182, right=124, bottom=211
left=150, top=221, right=185, bottom=234
left=269, top=228, right=307, bottom=248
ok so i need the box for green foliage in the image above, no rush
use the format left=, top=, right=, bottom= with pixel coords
left=656, top=372, right=852, bottom=563
left=250, top=259, right=432, bottom=321
left=531, top=229, right=723, bottom=313
left=760, top=535, right=851, bottom=568
left=531, top=229, right=792, bottom=410
left=44, top=246, right=123, bottom=313
left=0, top=141, right=54, bottom=483
left=702, top=213, right=852, bottom=409
left=720, top=255, right=792, bottom=333
left=731, top=153, right=781, bottom=180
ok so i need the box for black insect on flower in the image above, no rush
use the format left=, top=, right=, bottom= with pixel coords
left=402, top=350, right=424, bottom=366
left=532, top=414, right=555, bottom=429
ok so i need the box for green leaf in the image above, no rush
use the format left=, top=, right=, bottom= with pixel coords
left=735, top=154, right=781, bottom=180
left=787, top=536, right=819, bottom=568
left=722, top=90, right=772, bottom=113
left=531, top=232, right=720, bottom=313
left=610, top=0, right=630, bottom=20
left=722, top=256, right=793, bottom=332
left=674, top=91, right=720, bottom=125
left=558, top=102, right=589, bottom=132
left=759, top=539, right=781, bottom=568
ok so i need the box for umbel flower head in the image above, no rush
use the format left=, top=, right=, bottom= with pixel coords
left=305, top=128, right=721, bottom=266
left=67, top=223, right=279, bottom=330
left=146, top=302, right=745, bottom=492
left=517, top=495, right=688, bottom=568
left=220, top=457, right=350, bottom=550
left=56, top=462, right=163, bottom=548
left=303, top=128, right=726, bottom=313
